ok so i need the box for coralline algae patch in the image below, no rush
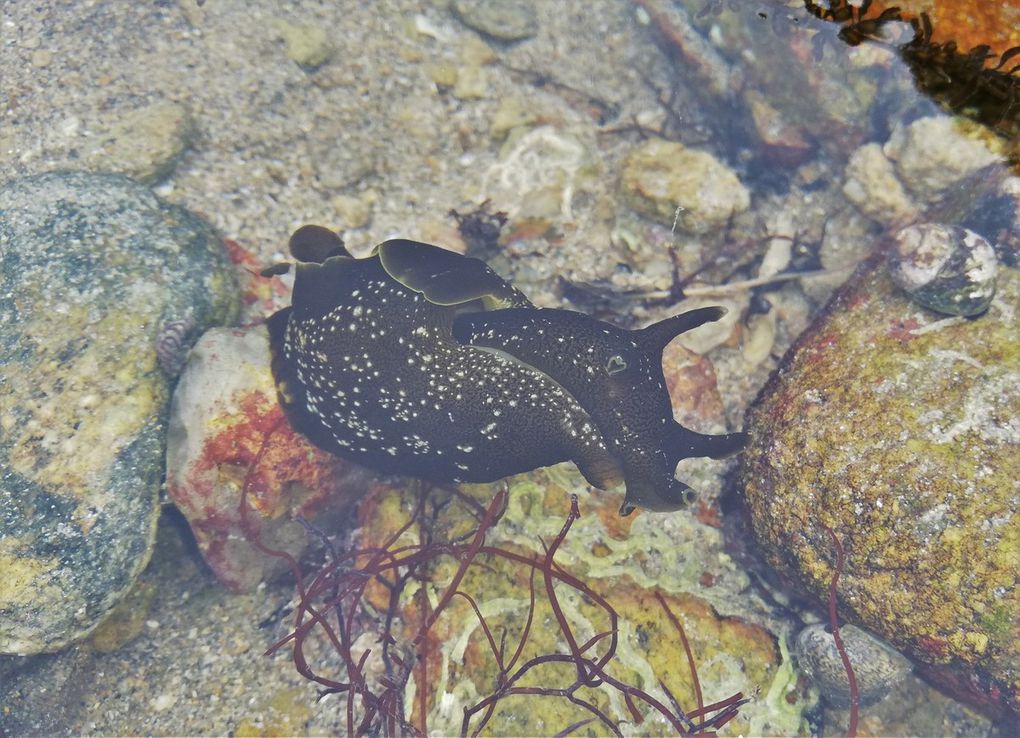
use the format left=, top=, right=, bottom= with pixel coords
left=348, top=473, right=813, bottom=736
left=165, top=325, right=366, bottom=592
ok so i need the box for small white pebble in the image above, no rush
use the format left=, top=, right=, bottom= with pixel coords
left=151, top=692, right=177, bottom=712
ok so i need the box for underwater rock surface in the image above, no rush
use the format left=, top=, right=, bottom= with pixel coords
left=619, top=138, right=750, bottom=234
left=0, top=171, right=238, bottom=654
left=741, top=256, right=1019, bottom=721
left=166, top=325, right=366, bottom=591
left=344, top=474, right=810, bottom=737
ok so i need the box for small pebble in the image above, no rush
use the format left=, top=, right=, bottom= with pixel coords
left=332, top=193, right=373, bottom=230
left=452, top=63, right=488, bottom=100
left=30, top=49, right=52, bottom=68
left=795, top=623, right=911, bottom=708
left=452, top=0, right=538, bottom=42
left=273, top=19, right=333, bottom=69
left=150, top=692, right=178, bottom=712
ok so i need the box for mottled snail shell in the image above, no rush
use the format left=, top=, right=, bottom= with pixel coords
left=267, top=225, right=746, bottom=514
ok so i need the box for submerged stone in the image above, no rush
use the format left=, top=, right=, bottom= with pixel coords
left=0, top=171, right=238, bottom=654
left=619, top=138, right=750, bottom=234
left=794, top=623, right=911, bottom=708
left=451, top=0, right=538, bottom=42
left=741, top=256, right=1019, bottom=722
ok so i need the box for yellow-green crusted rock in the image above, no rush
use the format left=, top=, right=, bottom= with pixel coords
left=619, top=138, right=750, bottom=234
left=0, top=171, right=239, bottom=654
left=741, top=256, right=1019, bottom=722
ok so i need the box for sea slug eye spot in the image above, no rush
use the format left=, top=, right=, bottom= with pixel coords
left=605, top=355, right=628, bottom=375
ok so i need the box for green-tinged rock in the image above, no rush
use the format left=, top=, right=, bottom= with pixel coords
left=451, top=0, right=538, bottom=42
left=0, top=171, right=239, bottom=654
left=350, top=471, right=813, bottom=736
left=82, top=101, right=196, bottom=184
left=619, top=138, right=750, bottom=234
left=272, top=19, right=333, bottom=69
left=741, top=256, right=1019, bottom=722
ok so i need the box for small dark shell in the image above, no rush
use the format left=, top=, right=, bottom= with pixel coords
left=156, top=316, right=197, bottom=377
left=888, top=223, right=998, bottom=317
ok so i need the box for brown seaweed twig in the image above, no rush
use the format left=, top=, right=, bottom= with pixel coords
left=238, top=443, right=750, bottom=735
left=822, top=524, right=860, bottom=738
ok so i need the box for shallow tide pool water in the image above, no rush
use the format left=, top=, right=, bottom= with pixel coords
left=1, top=1, right=1017, bottom=736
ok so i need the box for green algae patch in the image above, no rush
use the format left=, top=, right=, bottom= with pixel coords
left=346, top=474, right=812, bottom=736
left=741, top=257, right=1019, bottom=720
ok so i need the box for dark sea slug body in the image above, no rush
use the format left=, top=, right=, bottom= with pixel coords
left=268, top=226, right=746, bottom=514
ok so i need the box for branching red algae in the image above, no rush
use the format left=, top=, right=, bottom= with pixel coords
left=236, top=427, right=750, bottom=735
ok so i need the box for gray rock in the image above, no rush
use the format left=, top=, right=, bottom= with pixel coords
left=452, top=0, right=538, bottom=42
left=0, top=171, right=239, bottom=654
left=795, top=623, right=911, bottom=708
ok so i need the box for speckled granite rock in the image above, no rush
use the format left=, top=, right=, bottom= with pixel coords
left=741, top=256, right=1019, bottom=722
left=619, top=138, right=750, bottom=234
left=0, top=171, right=239, bottom=654
left=165, top=325, right=367, bottom=592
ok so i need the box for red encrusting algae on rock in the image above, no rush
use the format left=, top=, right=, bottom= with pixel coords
left=222, top=238, right=292, bottom=320
left=166, top=325, right=367, bottom=591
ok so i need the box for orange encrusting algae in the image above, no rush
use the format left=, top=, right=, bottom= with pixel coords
left=866, top=0, right=1020, bottom=58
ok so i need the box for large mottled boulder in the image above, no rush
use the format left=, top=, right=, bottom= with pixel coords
left=0, top=171, right=238, bottom=654
left=741, top=256, right=1018, bottom=722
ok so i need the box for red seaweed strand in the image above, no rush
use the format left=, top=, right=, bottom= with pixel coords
left=823, top=525, right=859, bottom=738
left=239, top=465, right=751, bottom=736
left=656, top=590, right=705, bottom=716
